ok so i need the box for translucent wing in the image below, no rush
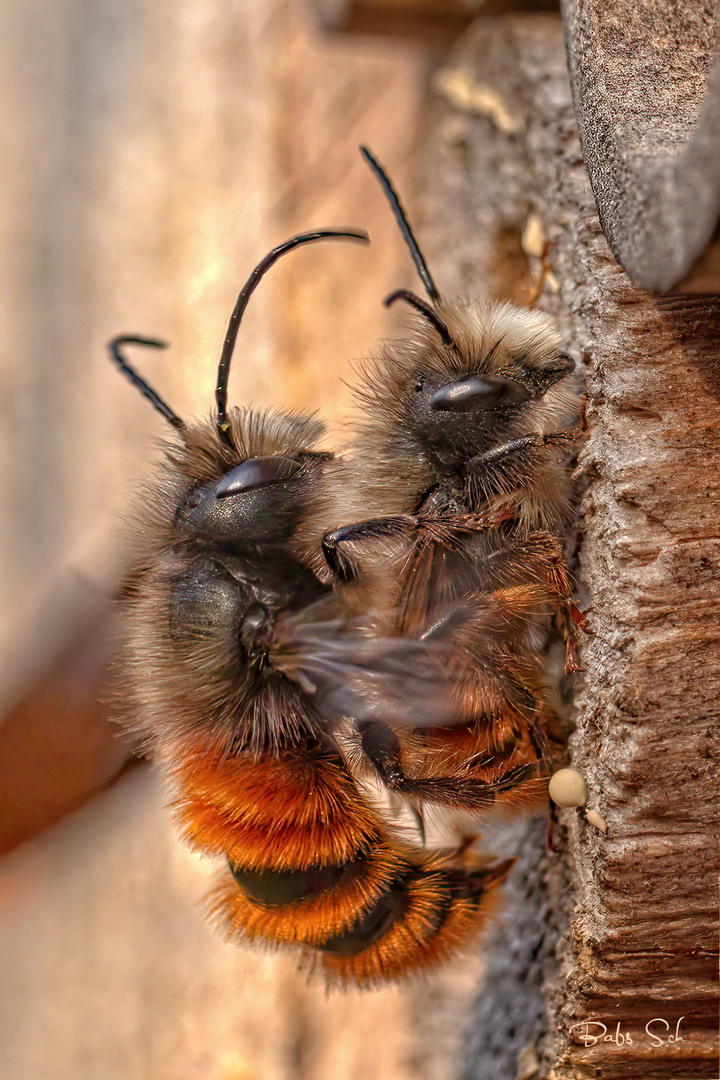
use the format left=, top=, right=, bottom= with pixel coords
left=271, top=598, right=462, bottom=729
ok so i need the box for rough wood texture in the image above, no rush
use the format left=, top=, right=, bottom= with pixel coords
left=562, top=0, right=720, bottom=291
left=422, top=14, right=719, bottom=1078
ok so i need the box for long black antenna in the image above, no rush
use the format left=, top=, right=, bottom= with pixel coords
left=360, top=146, right=440, bottom=303
left=215, top=228, right=370, bottom=448
left=108, top=335, right=186, bottom=431
left=384, top=289, right=453, bottom=347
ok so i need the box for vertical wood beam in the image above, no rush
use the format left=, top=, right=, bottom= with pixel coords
left=421, top=15, right=719, bottom=1078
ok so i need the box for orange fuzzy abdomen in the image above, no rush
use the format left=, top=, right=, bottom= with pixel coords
left=171, top=740, right=384, bottom=871
left=163, top=734, right=512, bottom=987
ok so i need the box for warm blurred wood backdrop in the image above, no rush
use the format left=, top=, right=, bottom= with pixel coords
left=0, top=4, right=480, bottom=1079
left=0, top=0, right=429, bottom=643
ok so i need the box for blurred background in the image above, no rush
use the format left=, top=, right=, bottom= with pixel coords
left=0, top=3, right=489, bottom=1078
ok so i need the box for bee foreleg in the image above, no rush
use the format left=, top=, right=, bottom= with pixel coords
left=467, top=433, right=571, bottom=501
left=471, top=532, right=581, bottom=671
left=359, top=719, right=537, bottom=810
left=322, top=515, right=417, bottom=581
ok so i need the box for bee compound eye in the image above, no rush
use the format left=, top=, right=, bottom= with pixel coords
left=431, top=375, right=531, bottom=411
left=215, top=455, right=303, bottom=498
left=431, top=376, right=503, bottom=411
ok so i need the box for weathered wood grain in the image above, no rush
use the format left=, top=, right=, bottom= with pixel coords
left=562, top=0, right=720, bottom=291
left=422, top=14, right=719, bottom=1078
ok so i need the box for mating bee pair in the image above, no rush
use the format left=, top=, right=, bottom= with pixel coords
left=111, top=148, right=583, bottom=989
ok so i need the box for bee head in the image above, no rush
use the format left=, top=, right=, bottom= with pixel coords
left=163, top=408, right=331, bottom=546
left=108, top=228, right=368, bottom=549
left=356, top=298, right=577, bottom=470
left=357, top=147, right=579, bottom=473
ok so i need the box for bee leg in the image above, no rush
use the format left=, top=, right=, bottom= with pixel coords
left=560, top=604, right=593, bottom=672
left=359, top=720, right=537, bottom=810
left=571, top=604, right=593, bottom=634
left=478, top=532, right=582, bottom=674
left=563, top=636, right=582, bottom=675
left=467, top=432, right=572, bottom=502
left=386, top=763, right=538, bottom=811
left=322, top=515, right=417, bottom=581
left=357, top=719, right=407, bottom=790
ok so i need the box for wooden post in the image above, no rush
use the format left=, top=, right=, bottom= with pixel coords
left=420, top=13, right=719, bottom=1078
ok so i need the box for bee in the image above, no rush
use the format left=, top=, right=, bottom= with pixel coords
left=321, top=148, right=584, bottom=819
left=111, top=228, right=514, bottom=990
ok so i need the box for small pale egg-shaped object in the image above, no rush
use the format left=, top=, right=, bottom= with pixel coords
left=548, top=768, right=588, bottom=808
left=522, top=213, right=546, bottom=259
left=585, top=808, right=607, bottom=833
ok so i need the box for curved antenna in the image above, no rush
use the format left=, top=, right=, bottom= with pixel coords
left=384, top=289, right=454, bottom=348
left=215, top=228, right=370, bottom=447
left=360, top=146, right=440, bottom=303
left=108, top=335, right=186, bottom=431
